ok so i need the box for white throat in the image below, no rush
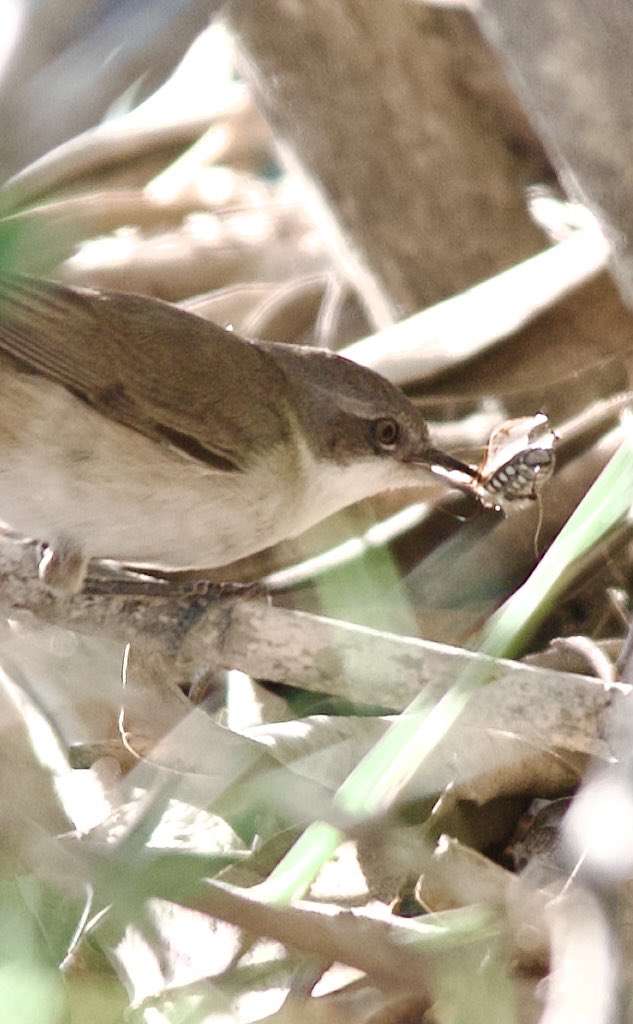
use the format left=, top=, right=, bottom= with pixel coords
left=286, top=440, right=423, bottom=538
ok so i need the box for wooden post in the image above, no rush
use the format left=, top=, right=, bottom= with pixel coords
left=224, top=0, right=545, bottom=323
left=474, top=0, right=633, bottom=308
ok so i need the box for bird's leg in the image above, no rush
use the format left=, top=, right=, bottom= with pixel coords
left=36, top=540, right=264, bottom=600
left=38, top=536, right=88, bottom=594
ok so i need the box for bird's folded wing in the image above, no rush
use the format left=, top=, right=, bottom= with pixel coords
left=0, top=274, right=287, bottom=472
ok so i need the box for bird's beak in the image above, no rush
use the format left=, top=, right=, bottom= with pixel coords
left=410, top=447, right=477, bottom=493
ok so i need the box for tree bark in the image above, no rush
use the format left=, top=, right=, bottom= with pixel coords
left=223, top=0, right=545, bottom=324
left=474, top=0, right=633, bottom=310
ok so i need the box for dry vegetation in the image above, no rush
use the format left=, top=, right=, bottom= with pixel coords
left=2, top=4, right=633, bottom=1023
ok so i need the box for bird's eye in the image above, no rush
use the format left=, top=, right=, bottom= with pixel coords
left=372, top=417, right=402, bottom=451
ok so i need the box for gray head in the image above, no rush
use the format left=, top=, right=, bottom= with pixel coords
left=262, top=341, right=469, bottom=480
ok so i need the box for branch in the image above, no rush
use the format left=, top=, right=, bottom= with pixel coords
left=0, top=537, right=619, bottom=761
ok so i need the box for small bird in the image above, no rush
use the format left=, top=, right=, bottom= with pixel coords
left=0, top=274, right=474, bottom=592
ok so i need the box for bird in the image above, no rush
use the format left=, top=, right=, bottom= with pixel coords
left=0, top=273, right=475, bottom=592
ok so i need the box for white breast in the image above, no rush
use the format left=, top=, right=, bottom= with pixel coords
left=0, top=372, right=426, bottom=571
left=0, top=373, right=285, bottom=569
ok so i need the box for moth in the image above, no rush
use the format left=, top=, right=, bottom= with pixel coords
left=473, top=413, right=558, bottom=513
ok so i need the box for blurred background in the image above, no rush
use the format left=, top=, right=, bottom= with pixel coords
left=2, top=2, right=633, bottom=1022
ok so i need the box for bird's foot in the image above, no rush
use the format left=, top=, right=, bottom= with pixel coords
left=82, top=573, right=266, bottom=600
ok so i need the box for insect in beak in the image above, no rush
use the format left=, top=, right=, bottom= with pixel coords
left=473, top=413, right=558, bottom=512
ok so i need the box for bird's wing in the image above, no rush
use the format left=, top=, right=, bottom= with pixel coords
left=0, top=274, right=288, bottom=472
